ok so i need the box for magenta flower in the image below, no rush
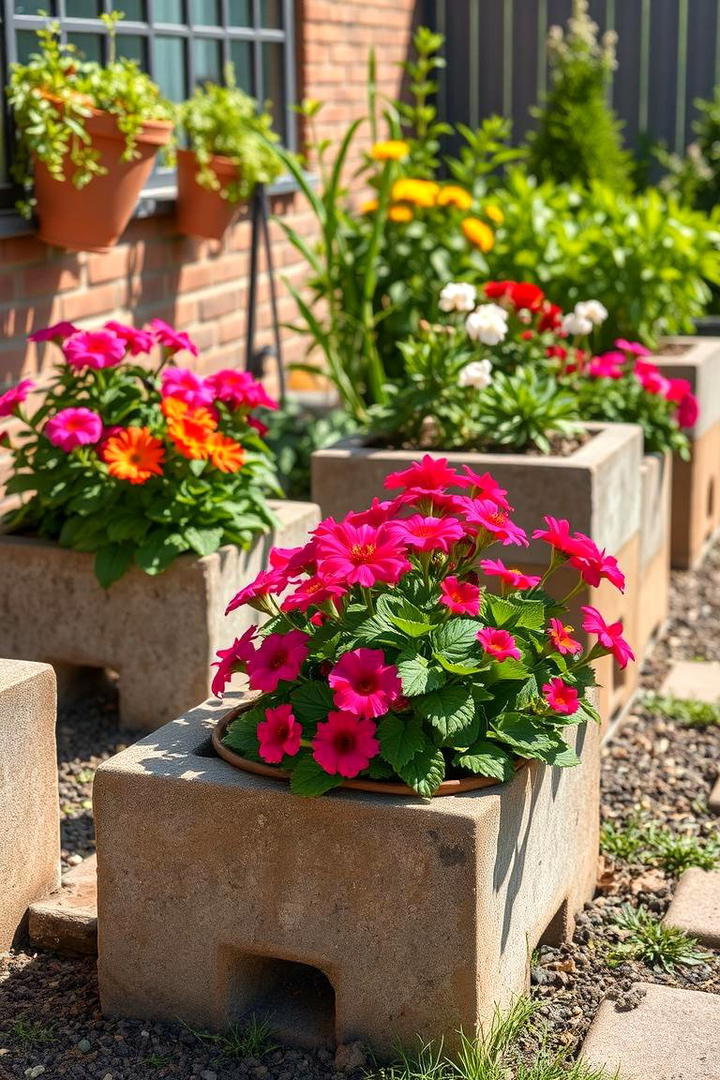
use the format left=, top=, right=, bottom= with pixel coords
left=247, top=416, right=269, bottom=437
left=225, top=566, right=288, bottom=615
left=547, top=618, right=582, bottom=656
left=149, top=318, right=199, bottom=357
left=389, top=514, right=465, bottom=553
left=615, top=338, right=652, bottom=357
left=455, top=466, right=511, bottom=509
left=581, top=606, right=635, bottom=669
left=347, top=497, right=401, bottom=527
left=480, top=558, right=541, bottom=589
left=476, top=627, right=521, bottom=662
left=246, top=629, right=310, bottom=693
left=634, top=359, right=671, bottom=397
left=568, top=534, right=625, bottom=592
left=328, top=648, right=402, bottom=719
left=312, top=710, right=380, bottom=778
left=0, top=378, right=34, bottom=419
left=63, top=330, right=126, bottom=371
left=257, top=704, right=303, bottom=763
left=459, top=498, right=529, bottom=547
left=315, top=521, right=410, bottom=588
left=45, top=407, right=103, bottom=452
left=677, top=393, right=699, bottom=428
left=384, top=454, right=461, bottom=492
left=211, top=627, right=257, bottom=697
left=439, top=575, right=481, bottom=616
left=588, top=352, right=625, bottom=379
left=160, top=367, right=214, bottom=409
left=281, top=576, right=347, bottom=613
left=28, top=321, right=78, bottom=343
left=532, top=515, right=575, bottom=554
left=104, top=320, right=155, bottom=356
left=542, top=677, right=579, bottom=716
left=205, top=369, right=278, bottom=411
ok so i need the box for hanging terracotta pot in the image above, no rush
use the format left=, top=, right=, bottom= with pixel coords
left=33, top=108, right=173, bottom=254
left=175, top=148, right=243, bottom=241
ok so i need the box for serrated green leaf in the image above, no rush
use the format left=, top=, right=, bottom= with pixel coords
left=397, top=655, right=445, bottom=696
left=454, top=740, right=515, bottom=781
left=396, top=745, right=446, bottom=797
left=289, top=755, right=343, bottom=796
left=415, top=684, right=476, bottom=740
left=484, top=594, right=517, bottom=627
left=290, top=681, right=334, bottom=723
left=377, top=713, right=430, bottom=770
left=490, top=714, right=579, bottom=765
left=431, top=618, right=481, bottom=664
left=223, top=705, right=265, bottom=760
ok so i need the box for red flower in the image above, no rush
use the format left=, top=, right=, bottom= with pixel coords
left=581, top=606, right=635, bottom=669
left=538, top=302, right=563, bottom=332
left=246, top=629, right=310, bottom=693
left=480, top=558, right=540, bottom=589
left=547, top=618, right=582, bottom=655
left=476, top=627, right=521, bottom=662
left=509, top=282, right=545, bottom=311
left=312, top=711, right=380, bottom=778
left=211, top=627, right=257, bottom=697
left=384, top=454, right=460, bottom=493
left=439, top=575, right=481, bottom=615
left=677, top=392, right=699, bottom=428
left=388, top=514, right=465, bottom=553
left=328, top=648, right=402, bottom=719
left=257, top=704, right=303, bottom=763
left=315, top=520, right=410, bottom=588
left=542, top=678, right=579, bottom=715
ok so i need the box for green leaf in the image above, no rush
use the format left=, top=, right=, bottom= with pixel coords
left=184, top=525, right=224, bottom=557
left=454, top=740, right=515, bottom=781
left=396, top=655, right=445, bottom=696
left=493, top=658, right=529, bottom=681
left=490, top=714, right=580, bottom=766
left=223, top=705, right=265, bottom=760
left=396, top=745, right=446, bottom=797
left=389, top=601, right=435, bottom=638
left=93, top=543, right=135, bottom=590
left=377, top=713, right=430, bottom=771
left=135, top=532, right=187, bottom=575
left=512, top=598, right=547, bottom=631
left=431, top=618, right=481, bottom=664
left=415, top=684, right=476, bottom=740
left=483, top=594, right=517, bottom=627
left=289, top=755, right=343, bottom=797
left=289, top=681, right=334, bottom=723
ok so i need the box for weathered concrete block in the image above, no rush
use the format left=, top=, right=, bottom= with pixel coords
left=0, top=659, right=60, bottom=950
left=637, top=452, right=672, bottom=662
left=660, top=661, right=720, bottom=702
left=0, top=500, right=320, bottom=731
left=663, top=867, right=720, bottom=948
left=312, top=425, right=643, bottom=725
left=94, top=694, right=600, bottom=1056
left=655, top=337, right=720, bottom=569
left=28, top=853, right=98, bottom=955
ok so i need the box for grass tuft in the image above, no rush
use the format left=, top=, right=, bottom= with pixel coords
left=608, top=904, right=711, bottom=973
left=4, top=1019, right=54, bottom=1045
left=643, top=692, right=720, bottom=728
left=186, top=1013, right=277, bottom=1060
left=600, top=817, right=720, bottom=875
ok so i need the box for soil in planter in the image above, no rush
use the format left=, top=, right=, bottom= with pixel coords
left=655, top=342, right=694, bottom=357
left=367, top=428, right=592, bottom=457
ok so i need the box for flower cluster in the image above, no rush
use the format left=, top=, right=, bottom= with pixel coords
left=0, top=320, right=280, bottom=586
left=214, top=455, right=633, bottom=797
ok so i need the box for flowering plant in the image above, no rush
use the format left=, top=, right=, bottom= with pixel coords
left=0, top=321, right=280, bottom=587
left=213, top=455, right=633, bottom=797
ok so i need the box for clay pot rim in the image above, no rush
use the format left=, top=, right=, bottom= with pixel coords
left=177, top=147, right=241, bottom=178
left=37, top=91, right=173, bottom=145
left=212, top=704, right=528, bottom=798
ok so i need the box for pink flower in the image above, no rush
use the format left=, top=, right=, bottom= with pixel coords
left=635, top=360, right=671, bottom=397
left=248, top=416, right=269, bottom=437
left=315, top=520, right=410, bottom=588
left=439, top=575, right=481, bottom=615
left=547, top=618, right=582, bottom=655
left=104, top=321, right=155, bottom=356
left=615, top=338, right=652, bottom=357
left=347, top=498, right=401, bottom=527
left=384, top=454, right=461, bottom=492
left=388, top=514, right=465, bottom=553
left=225, top=567, right=288, bottom=614
left=45, top=407, right=103, bottom=452
left=28, top=321, right=78, bottom=343
left=677, top=392, right=699, bottom=428
left=149, top=318, right=199, bottom=357
left=0, top=378, right=34, bottom=418
left=63, top=330, right=126, bottom=370
left=459, top=498, right=529, bottom=547
left=581, top=606, right=635, bottom=669
left=542, top=677, right=579, bottom=715
left=281, top=576, right=347, bottom=613
left=568, top=535, right=625, bottom=591
left=532, top=515, right=575, bottom=554
left=328, top=648, right=402, bottom=719
left=312, top=711, right=380, bottom=778
left=589, top=352, right=625, bottom=379
left=455, top=466, right=511, bottom=509
left=269, top=541, right=317, bottom=577
left=211, top=627, right=257, bottom=696
left=246, top=629, right=310, bottom=693
left=257, top=704, right=303, bottom=763
left=160, top=367, right=215, bottom=409
left=476, top=627, right=521, bottom=662
left=480, top=558, right=541, bottom=589
left=205, top=369, right=278, bottom=411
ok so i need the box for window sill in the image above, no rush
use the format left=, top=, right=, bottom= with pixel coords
left=0, top=171, right=315, bottom=242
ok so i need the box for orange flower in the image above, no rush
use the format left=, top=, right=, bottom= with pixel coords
left=388, top=204, right=413, bottom=223
left=462, top=217, right=495, bottom=252
left=391, top=178, right=439, bottom=207
left=370, top=139, right=409, bottom=161
left=483, top=203, right=504, bottom=225
left=207, top=433, right=246, bottom=473
left=166, top=404, right=218, bottom=459
left=436, top=185, right=473, bottom=210
left=102, top=426, right=165, bottom=485
left=360, top=197, right=379, bottom=214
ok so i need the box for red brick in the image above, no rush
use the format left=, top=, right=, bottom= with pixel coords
left=199, top=288, right=242, bottom=320
left=0, top=235, right=48, bottom=266
left=61, top=283, right=118, bottom=321
left=87, top=248, right=131, bottom=285
left=22, top=261, right=82, bottom=297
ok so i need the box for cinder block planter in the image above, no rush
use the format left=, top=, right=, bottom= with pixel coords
left=637, top=452, right=672, bottom=662
left=94, top=694, right=599, bottom=1056
left=0, top=659, right=60, bottom=950
left=654, top=336, right=720, bottom=569
left=0, top=501, right=320, bottom=731
left=312, top=424, right=643, bottom=724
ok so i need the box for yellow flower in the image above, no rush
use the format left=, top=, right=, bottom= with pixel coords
left=391, top=178, right=440, bottom=207
left=483, top=203, right=504, bottom=225
left=360, top=198, right=379, bottom=214
left=436, top=185, right=473, bottom=210
left=370, top=140, right=410, bottom=162
left=462, top=217, right=495, bottom=252
left=388, top=204, right=413, bottom=223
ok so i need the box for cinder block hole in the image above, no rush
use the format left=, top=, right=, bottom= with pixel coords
left=192, top=736, right=216, bottom=758
left=49, top=661, right=118, bottom=705
left=707, top=478, right=715, bottom=525
left=226, top=954, right=336, bottom=1049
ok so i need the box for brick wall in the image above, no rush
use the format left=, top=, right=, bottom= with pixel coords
left=0, top=0, right=420, bottom=508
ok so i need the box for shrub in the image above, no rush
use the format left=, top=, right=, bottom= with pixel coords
left=659, top=87, right=720, bottom=214
left=0, top=321, right=280, bottom=587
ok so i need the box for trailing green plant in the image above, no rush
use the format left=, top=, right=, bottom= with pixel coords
left=262, top=399, right=359, bottom=500
left=178, top=67, right=281, bottom=204
left=526, top=0, right=632, bottom=191
left=608, top=904, right=711, bottom=973
left=6, top=15, right=173, bottom=217
left=644, top=692, right=720, bottom=728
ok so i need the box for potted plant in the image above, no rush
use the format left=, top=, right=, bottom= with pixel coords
left=212, top=454, right=633, bottom=796
left=6, top=16, right=173, bottom=252
left=175, top=70, right=282, bottom=240
left=0, top=320, right=320, bottom=729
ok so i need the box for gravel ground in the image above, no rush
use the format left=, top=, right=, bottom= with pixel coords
left=0, top=547, right=719, bottom=1078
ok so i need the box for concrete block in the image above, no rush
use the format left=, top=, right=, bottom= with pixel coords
left=94, top=694, right=600, bottom=1056
left=660, top=661, right=720, bottom=702
left=710, top=775, right=720, bottom=816
left=0, top=500, right=320, bottom=731
left=655, top=337, right=720, bottom=569
left=0, top=659, right=60, bottom=950
left=28, top=853, right=97, bottom=955
left=664, top=867, right=720, bottom=948
left=637, top=452, right=671, bottom=661
left=581, top=982, right=720, bottom=1079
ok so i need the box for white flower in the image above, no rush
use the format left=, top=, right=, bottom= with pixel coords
left=458, top=358, right=493, bottom=390
left=561, top=312, right=594, bottom=337
left=439, top=282, right=477, bottom=313
left=465, top=303, right=508, bottom=346
left=574, top=299, right=608, bottom=326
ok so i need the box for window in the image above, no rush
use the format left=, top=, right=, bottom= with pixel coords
left=0, top=0, right=296, bottom=208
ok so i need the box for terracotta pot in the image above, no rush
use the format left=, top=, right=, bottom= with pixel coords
left=175, top=149, right=243, bottom=240
left=212, top=705, right=526, bottom=797
left=33, top=108, right=172, bottom=253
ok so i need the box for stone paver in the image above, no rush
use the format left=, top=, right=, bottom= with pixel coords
left=581, top=982, right=720, bottom=1079
left=660, top=660, right=720, bottom=702
left=28, top=853, right=97, bottom=955
left=663, top=867, right=720, bottom=948
left=710, top=774, right=720, bottom=815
